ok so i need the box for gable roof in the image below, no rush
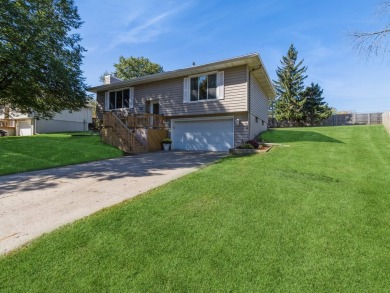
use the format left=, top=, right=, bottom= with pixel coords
left=88, top=53, right=276, bottom=98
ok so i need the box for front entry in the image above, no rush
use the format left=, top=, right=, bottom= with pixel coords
left=150, top=101, right=159, bottom=127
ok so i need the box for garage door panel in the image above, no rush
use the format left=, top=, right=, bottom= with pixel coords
left=172, top=119, right=233, bottom=151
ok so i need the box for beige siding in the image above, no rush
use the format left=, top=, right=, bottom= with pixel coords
left=96, top=65, right=248, bottom=119
left=249, top=114, right=267, bottom=138
left=0, top=127, right=15, bottom=136
left=249, top=72, right=269, bottom=136
left=140, top=65, right=247, bottom=116
left=234, top=113, right=249, bottom=147
left=96, top=92, right=105, bottom=120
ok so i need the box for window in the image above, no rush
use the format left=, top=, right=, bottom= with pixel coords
left=190, top=73, right=217, bottom=101
left=108, top=89, right=131, bottom=109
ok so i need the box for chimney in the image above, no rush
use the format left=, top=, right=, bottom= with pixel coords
left=104, top=74, right=123, bottom=85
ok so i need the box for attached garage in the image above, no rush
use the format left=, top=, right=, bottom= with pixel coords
left=171, top=117, right=234, bottom=151
left=18, top=121, right=33, bottom=136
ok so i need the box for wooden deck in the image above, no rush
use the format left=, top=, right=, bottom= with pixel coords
left=102, top=112, right=168, bottom=154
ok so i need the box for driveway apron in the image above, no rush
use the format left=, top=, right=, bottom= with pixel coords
left=0, top=151, right=226, bottom=255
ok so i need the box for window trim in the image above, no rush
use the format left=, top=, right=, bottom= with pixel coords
left=106, top=87, right=134, bottom=110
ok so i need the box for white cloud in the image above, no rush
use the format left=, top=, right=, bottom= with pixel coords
left=105, top=2, right=193, bottom=50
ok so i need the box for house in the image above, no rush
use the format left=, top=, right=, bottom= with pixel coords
left=0, top=107, right=35, bottom=136
left=0, top=106, right=93, bottom=136
left=35, top=106, right=93, bottom=133
left=88, top=53, right=276, bottom=152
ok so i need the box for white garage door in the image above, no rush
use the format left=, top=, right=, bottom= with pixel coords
left=172, top=118, right=234, bottom=151
left=19, top=121, right=32, bottom=136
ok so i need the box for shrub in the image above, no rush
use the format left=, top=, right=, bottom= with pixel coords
left=246, top=139, right=260, bottom=149
left=236, top=141, right=255, bottom=149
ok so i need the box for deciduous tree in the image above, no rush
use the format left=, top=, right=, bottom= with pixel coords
left=106, top=56, right=163, bottom=81
left=0, top=0, right=88, bottom=117
left=350, top=1, right=390, bottom=60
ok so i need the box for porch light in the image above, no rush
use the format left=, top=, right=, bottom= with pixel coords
left=235, top=118, right=240, bottom=126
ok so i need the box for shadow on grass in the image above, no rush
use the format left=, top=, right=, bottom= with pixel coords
left=263, top=129, right=343, bottom=144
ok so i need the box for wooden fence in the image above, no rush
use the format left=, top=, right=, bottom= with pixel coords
left=383, top=111, right=390, bottom=133
left=269, top=112, right=383, bottom=128
left=321, top=113, right=383, bottom=126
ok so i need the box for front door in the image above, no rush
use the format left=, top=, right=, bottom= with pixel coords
left=150, top=101, right=159, bottom=127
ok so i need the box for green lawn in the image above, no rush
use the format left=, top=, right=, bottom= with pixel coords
left=1, top=125, right=390, bottom=292
left=0, top=132, right=123, bottom=175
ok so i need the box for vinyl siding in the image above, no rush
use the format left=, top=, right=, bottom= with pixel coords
left=250, top=72, right=269, bottom=120
left=36, top=120, right=87, bottom=133
left=249, top=72, right=269, bottom=137
left=96, top=92, right=105, bottom=120
left=234, top=113, right=249, bottom=147
left=249, top=114, right=267, bottom=138
left=96, top=65, right=248, bottom=119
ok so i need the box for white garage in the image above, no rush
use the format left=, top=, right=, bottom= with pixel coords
left=171, top=117, right=234, bottom=151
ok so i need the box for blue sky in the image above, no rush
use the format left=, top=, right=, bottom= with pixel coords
left=75, top=0, right=390, bottom=112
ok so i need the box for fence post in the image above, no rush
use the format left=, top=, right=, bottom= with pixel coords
left=368, top=113, right=371, bottom=125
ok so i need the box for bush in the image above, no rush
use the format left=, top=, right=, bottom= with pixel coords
left=236, top=142, right=255, bottom=149
left=246, top=139, right=260, bottom=149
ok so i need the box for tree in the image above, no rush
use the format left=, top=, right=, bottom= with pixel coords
left=0, top=0, right=88, bottom=118
left=350, top=2, right=390, bottom=60
left=112, top=56, right=163, bottom=80
left=273, top=44, right=308, bottom=126
left=301, top=83, right=332, bottom=125
left=99, top=70, right=111, bottom=83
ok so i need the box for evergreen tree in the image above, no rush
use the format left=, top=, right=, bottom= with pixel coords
left=273, top=44, right=307, bottom=126
left=301, top=83, right=332, bottom=125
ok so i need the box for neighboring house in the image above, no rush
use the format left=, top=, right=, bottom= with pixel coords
left=0, top=106, right=93, bottom=136
left=36, top=106, right=93, bottom=133
left=89, top=53, right=276, bottom=152
left=0, top=108, right=35, bottom=136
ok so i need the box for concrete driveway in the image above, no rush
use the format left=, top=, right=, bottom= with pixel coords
left=0, top=151, right=226, bottom=255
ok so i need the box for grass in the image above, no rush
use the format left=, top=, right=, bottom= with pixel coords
left=0, top=132, right=123, bottom=175
left=1, top=125, right=390, bottom=292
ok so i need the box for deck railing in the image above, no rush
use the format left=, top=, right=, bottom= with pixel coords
left=0, top=119, right=15, bottom=127
left=114, top=113, right=167, bottom=129
left=102, top=112, right=136, bottom=154
left=102, top=112, right=168, bottom=154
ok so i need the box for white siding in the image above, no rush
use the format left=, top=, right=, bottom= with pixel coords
left=36, top=108, right=92, bottom=133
